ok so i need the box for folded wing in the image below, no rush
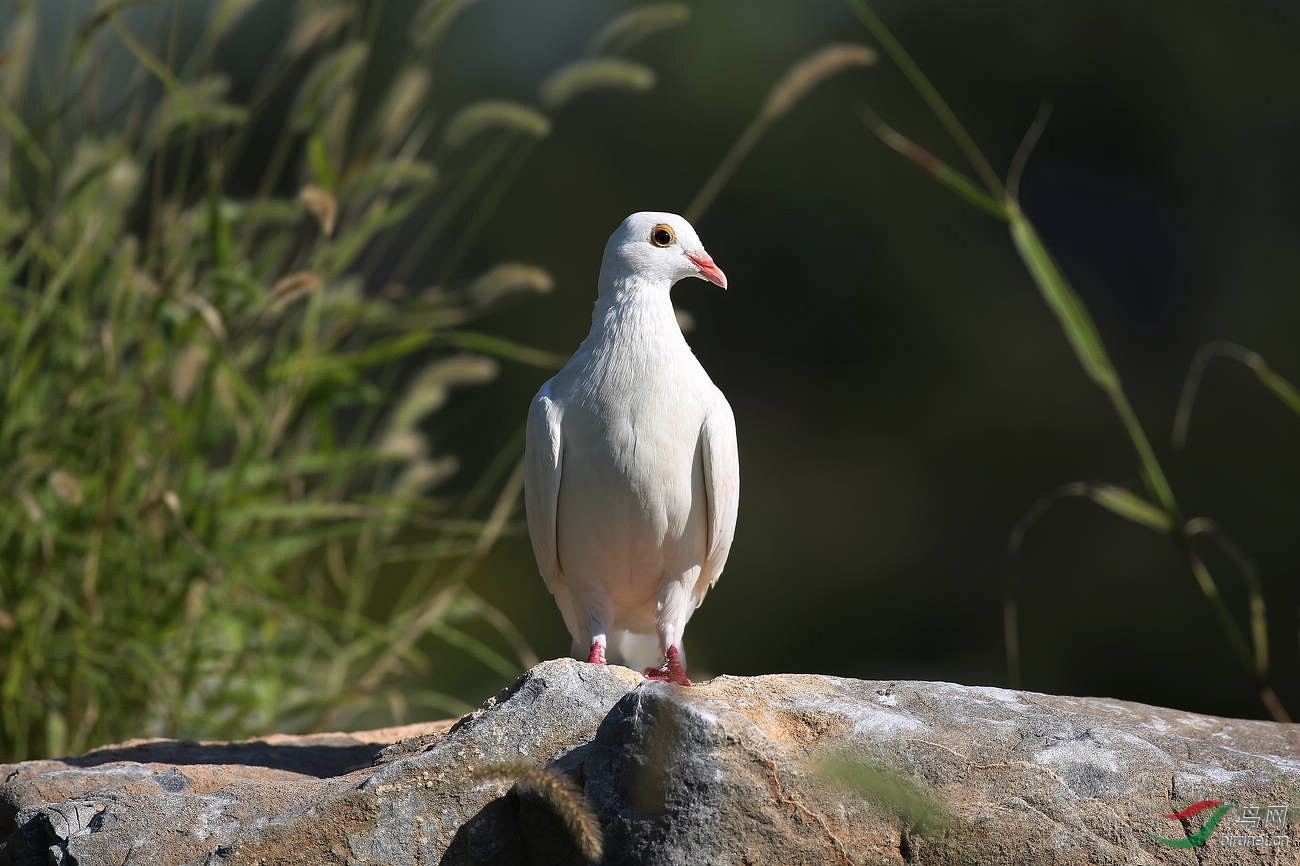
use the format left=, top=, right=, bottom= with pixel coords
left=524, top=384, right=582, bottom=638
left=695, top=400, right=740, bottom=607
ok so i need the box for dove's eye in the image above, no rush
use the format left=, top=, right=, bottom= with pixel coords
left=649, top=224, right=676, bottom=247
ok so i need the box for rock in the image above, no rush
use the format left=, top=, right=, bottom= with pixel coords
left=2, top=660, right=1297, bottom=865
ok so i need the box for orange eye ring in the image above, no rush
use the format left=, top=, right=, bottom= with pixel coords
left=649, top=224, right=676, bottom=247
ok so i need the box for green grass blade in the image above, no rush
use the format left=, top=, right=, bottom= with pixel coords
left=1005, top=482, right=1170, bottom=685
left=1007, top=209, right=1117, bottom=390
left=1185, top=517, right=1269, bottom=680
left=859, top=107, right=1006, bottom=219
left=1087, top=484, right=1174, bottom=532
left=426, top=620, right=519, bottom=680
left=0, top=95, right=52, bottom=176
left=688, top=45, right=875, bottom=223
left=441, top=331, right=566, bottom=369
left=842, top=0, right=1003, bottom=196
left=1173, top=340, right=1300, bottom=449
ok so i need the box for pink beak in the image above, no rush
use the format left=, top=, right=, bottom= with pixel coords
left=685, top=250, right=728, bottom=289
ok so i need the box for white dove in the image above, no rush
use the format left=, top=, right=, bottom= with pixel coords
left=523, top=211, right=739, bottom=686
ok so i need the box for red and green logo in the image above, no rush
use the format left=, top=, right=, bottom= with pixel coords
left=1148, top=800, right=1234, bottom=848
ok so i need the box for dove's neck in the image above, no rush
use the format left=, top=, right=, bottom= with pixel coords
left=584, top=270, right=687, bottom=356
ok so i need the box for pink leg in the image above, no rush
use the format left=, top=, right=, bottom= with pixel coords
left=586, top=640, right=607, bottom=665
left=643, top=645, right=692, bottom=686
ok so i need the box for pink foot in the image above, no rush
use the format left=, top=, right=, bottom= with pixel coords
left=586, top=641, right=607, bottom=665
left=643, top=645, right=693, bottom=686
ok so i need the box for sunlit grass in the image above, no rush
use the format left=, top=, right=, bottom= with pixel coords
left=0, top=0, right=688, bottom=761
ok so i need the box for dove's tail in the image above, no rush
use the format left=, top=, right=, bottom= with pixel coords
left=601, top=630, right=668, bottom=671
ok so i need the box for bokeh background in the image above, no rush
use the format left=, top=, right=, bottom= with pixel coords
left=2, top=0, right=1297, bottom=760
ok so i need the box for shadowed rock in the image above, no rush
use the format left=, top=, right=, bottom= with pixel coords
left=2, top=659, right=1297, bottom=865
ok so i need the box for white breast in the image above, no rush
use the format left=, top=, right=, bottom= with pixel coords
left=550, top=297, right=716, bottom=629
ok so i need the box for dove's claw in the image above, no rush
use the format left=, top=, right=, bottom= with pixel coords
left=586, top=641, right=607, bottom=665
left=644, top=670, right=693, bottom=686
left=643, top=646, right=693, bottom=686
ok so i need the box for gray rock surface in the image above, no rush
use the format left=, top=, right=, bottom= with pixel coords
left=3, top=659, right=1298, bottom=864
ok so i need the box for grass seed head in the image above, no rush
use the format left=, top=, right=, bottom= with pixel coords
left=471, top=762, right=603, bottom=862
left=763, top=44, right=877, bottom=122
left=297, top=184, right=338, bottom=235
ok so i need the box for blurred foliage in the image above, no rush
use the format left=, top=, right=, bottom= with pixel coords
left=811, top=748, right=950, bottom=838
left=1174, top=341, right=1300, bottom=450
left=0, top=0, right=687, bottom=761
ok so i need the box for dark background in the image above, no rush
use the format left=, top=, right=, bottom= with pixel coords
left=438, top=0, right=1300, bottom=722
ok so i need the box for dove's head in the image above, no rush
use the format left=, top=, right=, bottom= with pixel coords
left=601, top=211, right=728, bottom=291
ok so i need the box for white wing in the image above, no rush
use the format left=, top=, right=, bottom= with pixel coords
left=523, top=382, right=582, bottom=639
left=695, top=399, right=739, bottom=607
